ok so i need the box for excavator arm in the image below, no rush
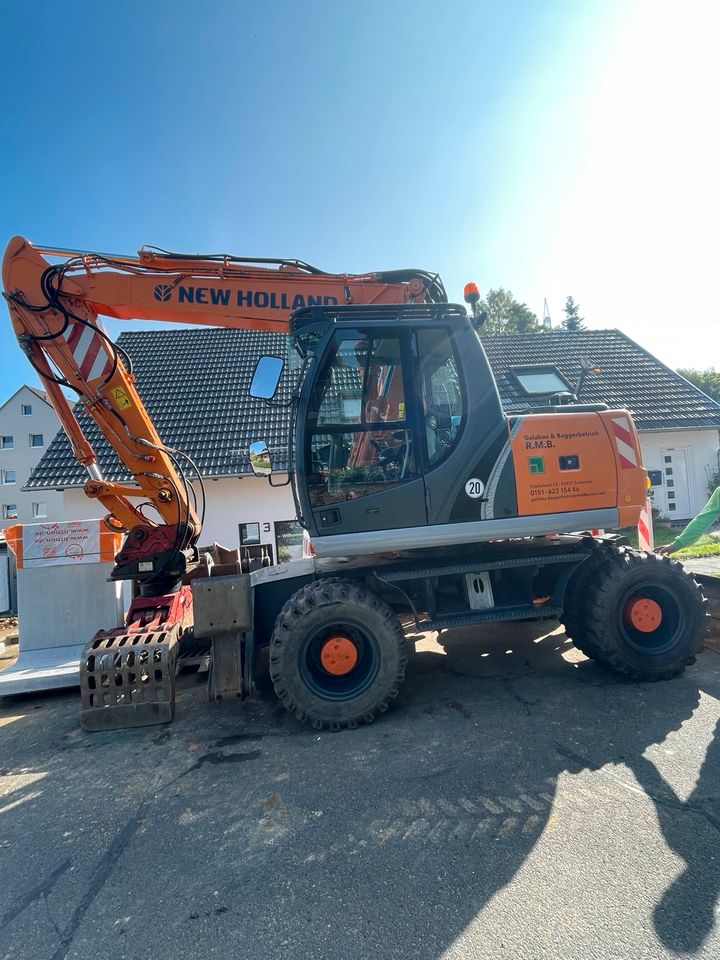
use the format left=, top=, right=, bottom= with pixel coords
left=2, top=236, right=445, bottom=585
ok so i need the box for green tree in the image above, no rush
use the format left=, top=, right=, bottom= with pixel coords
left=476, top=288, right=540, bottom=335
left=677, top=368, right=720, bottom=404
left=561, top=295, right=585, bottom=332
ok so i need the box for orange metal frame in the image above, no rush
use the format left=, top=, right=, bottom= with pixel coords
left=2, top=236, right=432, bottom=544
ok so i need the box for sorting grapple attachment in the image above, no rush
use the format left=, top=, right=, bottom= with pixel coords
left=80, top=626, right=179, bottom=730
left=79, top=586, right=192, bottom=731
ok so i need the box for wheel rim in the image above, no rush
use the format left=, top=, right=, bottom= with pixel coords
left=624, top=597, right=663, bottom=633
left=617, top=582, right=684, bottom=654
left=320, top=635, right=359, bottom=675
left=299, top=619, right=380, bottom=701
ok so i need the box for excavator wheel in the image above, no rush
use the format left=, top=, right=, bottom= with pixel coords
left=269, top=577, right=408, bottom=731
left=579, top=551, right=707, bottom=680
left=561, top=541, right=625, bottom=661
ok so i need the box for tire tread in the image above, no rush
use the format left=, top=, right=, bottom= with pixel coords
left=580, top=551, right=707, bottom=680
left=269, top=577, right=407, bottom=730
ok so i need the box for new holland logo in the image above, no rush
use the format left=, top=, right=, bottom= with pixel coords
left=154, top=284, right=172, bottom=302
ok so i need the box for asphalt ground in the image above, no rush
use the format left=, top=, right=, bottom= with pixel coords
left=1, top=621, right=719, bottom=960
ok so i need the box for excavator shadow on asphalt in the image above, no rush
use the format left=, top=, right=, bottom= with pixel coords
left=246, top=617, right=720, bottom=955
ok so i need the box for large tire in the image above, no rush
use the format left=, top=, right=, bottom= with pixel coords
left=580, top=551, right=707, bottom=680
left=269, top=577, right=408, bottom=730
left=561, top=542, right=623, bottom=661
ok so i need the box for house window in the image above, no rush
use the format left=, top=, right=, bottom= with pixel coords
left=32, top=502, right=48, bottom=518
left=668, top=502, right=676, bottom=511
left=1, top=436, right=13, bottom=449
left=239, top=522, right=261, bottom=546
left=21, top=404, right=32, bottom=416
left=2, top=504, right=18, bottom=520
left=1, top=470, right=16, bottom=485
left=341, top=398, right=362, bottom=422
left=275, top=520, right=303, bottom=562
left=29, top=434, right=44, bottom=447
left=510, top=365, right=572, bottom=396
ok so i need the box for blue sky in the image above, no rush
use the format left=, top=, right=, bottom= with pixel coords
left=1, top=0, right=717, bottom=397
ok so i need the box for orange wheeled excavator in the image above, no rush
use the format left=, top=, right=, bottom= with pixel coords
left=2, top=237, right=707, bottom=731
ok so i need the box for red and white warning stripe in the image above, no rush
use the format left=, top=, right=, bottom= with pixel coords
left=611, top=416, right=638, bottom=469
left=637, top=497, right=654, bottom=551
left=61, top=320, right=114, bottom=382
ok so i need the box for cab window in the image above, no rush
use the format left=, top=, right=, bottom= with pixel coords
left=417, top=328, right=464, bottom=467
left=307, top=334, right=416, bottom=505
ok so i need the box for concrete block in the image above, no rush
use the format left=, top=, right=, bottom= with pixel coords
left=0, top=562, right=123, bottom=696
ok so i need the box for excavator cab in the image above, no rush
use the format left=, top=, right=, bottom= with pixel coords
left=251, top=303, right=500, bottom=540
left=292, top=304, right=504, bottom=546
left=251, top=302, right=649, bottom=557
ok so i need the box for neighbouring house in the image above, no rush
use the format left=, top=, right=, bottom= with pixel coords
left=0, top=385, right=64, bottom=527
left=25, top=329, right=302, bottom=562
left=482, top=330, right=720, bottom=522
left=25, top=326, right=720, bottom=553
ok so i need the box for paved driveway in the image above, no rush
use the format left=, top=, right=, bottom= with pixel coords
left=1, top=621, right=719, bottom=960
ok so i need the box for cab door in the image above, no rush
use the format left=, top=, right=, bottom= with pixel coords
left=298, top=327, right=427, bottom=539
left=414, top=321, right=510, bottom=526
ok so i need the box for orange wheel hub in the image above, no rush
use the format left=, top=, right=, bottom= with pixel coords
left=624, top=597, right=663, bottom=633
left=320, top=635, right=358, bottom=676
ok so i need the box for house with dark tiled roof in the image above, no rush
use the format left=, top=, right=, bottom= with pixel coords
left=482, top=329, right=720, bottom=520
left=25, top=326, right=720, bottom=552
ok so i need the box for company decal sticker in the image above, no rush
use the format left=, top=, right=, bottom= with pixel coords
left=518, top=424, right=611, bottom=506
left=153, top=283, right=339, bottom=311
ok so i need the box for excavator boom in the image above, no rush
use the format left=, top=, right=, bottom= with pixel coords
left=13, top=240, right=445, bottom=329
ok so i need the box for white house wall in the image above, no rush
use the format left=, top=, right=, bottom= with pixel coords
left=0, top=386, right=64, bottom=526
left=62, top=475, right=297, bottom=553
left=639, top=428, right=720, bottom=520
left=193, top=476, right=298, bottom=550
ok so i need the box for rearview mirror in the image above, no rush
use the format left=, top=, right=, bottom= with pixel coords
left=249, top=440, right=272, bottom=477
left=249, top=355, right=284, bottom=400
